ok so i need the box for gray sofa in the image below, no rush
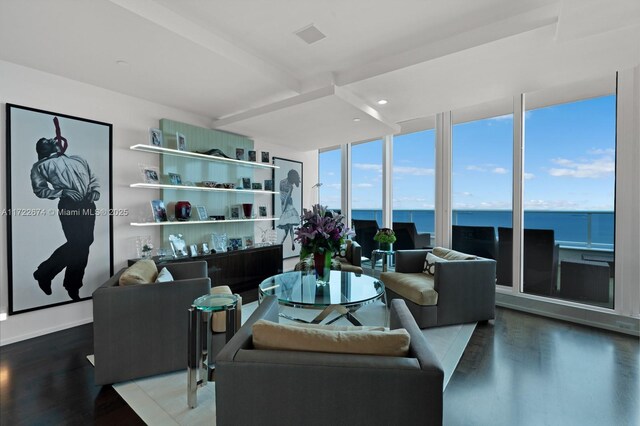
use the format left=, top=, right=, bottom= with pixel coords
left=93, top=261, right=211, bottom=385
left=380, top=248, right=496, bottom=328
left=216, top=296, right=444, bottom=426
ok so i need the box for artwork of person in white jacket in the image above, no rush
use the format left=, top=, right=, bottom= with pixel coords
left=30, top=117, right=99, bottom=301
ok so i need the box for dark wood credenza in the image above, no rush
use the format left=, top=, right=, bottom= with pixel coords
left=129, top=244, right=283, bottom=303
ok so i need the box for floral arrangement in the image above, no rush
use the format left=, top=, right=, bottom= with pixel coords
left=294, top=204, right=353, bottom=259
left=374, top=228, right=396, bottom=244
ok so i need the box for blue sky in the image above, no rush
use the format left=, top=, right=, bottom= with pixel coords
left=320, top=95, right=616, bottom=211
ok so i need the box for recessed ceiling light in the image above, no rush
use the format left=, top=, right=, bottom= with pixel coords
left=377, top=99, right=388, bottom=105
left=353, top=118, right=361, bottom=122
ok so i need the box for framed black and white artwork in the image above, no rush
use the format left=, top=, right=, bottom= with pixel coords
left=5, top=104, right=113, bottom=314
left=273, top=157, right=302, bottom=259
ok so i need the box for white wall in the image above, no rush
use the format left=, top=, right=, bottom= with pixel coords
left=0, top=60, right=318, bottom=345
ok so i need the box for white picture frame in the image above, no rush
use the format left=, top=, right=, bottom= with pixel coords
left=176, top=132, right=186, bottom=151
left=140, top=165, right=160, bottom=184
left=196, top=205, right=208, bottom=221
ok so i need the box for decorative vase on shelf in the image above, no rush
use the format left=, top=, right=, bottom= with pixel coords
left=175, top=201, right=191, bottom=221
left=313, top=251, right=332, bottom=284
left=242, top=203, right=253, bottom=219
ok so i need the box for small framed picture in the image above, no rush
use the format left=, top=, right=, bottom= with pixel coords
left=149, top=128, right=163, bottom=147
left=235, top=148, right=245, bottom=160
left=201, top=243, right=210, bottom=255
left=251, top=182, right=262, bottom=190
left=244, top=236, right=254, bottom=248
left=150, top=199, right=168, bottom=222
left=229, top=237, right=242, bottom=250
left=189, top=244, right=199, bottom=257
left=141, top=165, right=160, bottom=184
left=264, top=179, right=274, bottom=191
left=259, top=206, right=268, bottom=217
left=196, top=205, right=208, bottom=221
left=248, top=150, right=256, bottom=161
left=261, top=151, right=270, bottom=163
left=168, top=172, right=182, bottom=185
left=242, top=177, right=251, bottom=189
left=229, top=205, right=240, bottom=219
left=176, top=132, right=186, bottom=151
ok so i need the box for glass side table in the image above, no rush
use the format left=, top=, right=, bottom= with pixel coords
left=187, top=293, right=238, bottom=408
left=371, top=249, right=395, bottom=273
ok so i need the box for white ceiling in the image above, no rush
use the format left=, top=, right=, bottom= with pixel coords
left=0, top=0, right=639, bottom=150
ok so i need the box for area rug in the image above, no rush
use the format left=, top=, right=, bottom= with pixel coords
left=88, top=300, right=475, bottom=425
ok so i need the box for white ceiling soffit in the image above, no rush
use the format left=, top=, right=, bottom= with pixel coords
left=555, top=0, right=640, bottom=42
left=212, top=86, right=400, bottom=150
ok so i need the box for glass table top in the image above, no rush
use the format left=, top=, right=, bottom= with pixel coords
left=192, top=293, right=238, bottom=312
left=258, top=271, right=385, bottom=308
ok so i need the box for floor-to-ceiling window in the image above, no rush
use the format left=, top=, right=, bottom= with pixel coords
left=452, top=114, right=513, bottom=274
left=318, top=147, right=341, bottom=211
left=523, top=94, right=616, bottom=308
left=351, top=139, right=383, bottom=225
left=392, top=129, right=435, bottom=247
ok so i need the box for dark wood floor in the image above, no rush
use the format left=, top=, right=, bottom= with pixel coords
left=1, top=307, right=638, bottom=425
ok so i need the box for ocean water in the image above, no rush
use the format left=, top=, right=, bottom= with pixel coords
left=351, top=209, right=614, bottom=249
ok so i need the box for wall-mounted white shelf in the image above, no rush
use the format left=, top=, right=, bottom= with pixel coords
left=130, top=182, right=279, bottom=195
left=130, top=144, right=279, bottom=169
left=131, top=217, right=279, bottom=227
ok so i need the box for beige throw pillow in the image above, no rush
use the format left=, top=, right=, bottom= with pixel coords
left=118, top=259, right=158, bottom=286
left=252, top=320, right=410, bottom=357
left=432, top=246, right=477, bottom=260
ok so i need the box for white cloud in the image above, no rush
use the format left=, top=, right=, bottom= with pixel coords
left=466, top=165, right=486, bottom=172
left=524, top=173, right=535, bottom=180
left=353, top=163, right=382, bottom=172
left=548, top=156, right=614, bottom=178
left=454, top=191, right=473, bottom=197
left=524, top=199, right=580, bottom=210
left=492, top=167, right=508, bottom=174
left=588, top=148, right=615, bottom=155
left=353, top=183, right=373, bottom=188
left=394, top=166, right=434, bottom=176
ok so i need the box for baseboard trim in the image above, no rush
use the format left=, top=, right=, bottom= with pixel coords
left=0, top=317, right=93, bottom=346
left=496, top=293, right=639, bottom=336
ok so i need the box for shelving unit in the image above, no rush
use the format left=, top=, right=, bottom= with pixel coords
left=130, top=182, right=278, bottom=195
left=131, top=217, right=279, bottom=227
left=130, top=144, right=279, bottom=169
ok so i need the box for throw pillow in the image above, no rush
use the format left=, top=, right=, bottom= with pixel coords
left=432, top=246, right=476, bottom=260
left=155, top=267, right=174, bottom=283
left=423, top=252, right=446, bottom=276
left=252, top=320, right=410, bottom=357
left=118, top=259, right=158, bottom=286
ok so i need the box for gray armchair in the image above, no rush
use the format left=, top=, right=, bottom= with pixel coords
left=381, top=249, right=496, bottom=328
left=216, top=296, right=444, bottom=426
left=93, top=261, right=211, bottom=385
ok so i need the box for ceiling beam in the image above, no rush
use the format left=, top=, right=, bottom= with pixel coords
left=108, top=0, right=301, bottom=94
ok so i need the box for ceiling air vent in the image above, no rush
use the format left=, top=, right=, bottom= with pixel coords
left=294, top=24, right=326, bottom=44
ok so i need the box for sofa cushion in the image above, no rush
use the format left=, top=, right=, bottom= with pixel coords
left=380, top=272, right=438, bottom=306
left=118, top=259, right=158, bottom=286
left=423, top=252, right=445, bottom=277
left=252, top=320, right=410, bottom=356
left=433, top=246, right=476, bottom=260
left=155, top=267, right=174, bottom=283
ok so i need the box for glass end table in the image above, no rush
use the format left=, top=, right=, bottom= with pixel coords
left=188, top=293, right=238, bottom=408
left=371, top=249, right=395, bottom=273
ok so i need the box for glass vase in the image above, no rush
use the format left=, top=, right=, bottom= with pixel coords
left=313, top=251, right=332, bottom=284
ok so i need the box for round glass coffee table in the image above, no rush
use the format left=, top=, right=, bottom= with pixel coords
left=258, top=271, right=387, bottom=326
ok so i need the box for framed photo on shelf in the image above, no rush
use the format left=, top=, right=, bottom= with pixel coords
left=248, top=150, right=257, bottom=161
left=273, top=157, right=303, bottom=259
left=176, top=132, right=186, bottom=151
left=264, top=179, right=274, bottom=191
left=229, top=205, right=240, bottom=219
left=169, top=234, right=188, bottom=257
left=244, top=236, right=254, bottom=248
left=189, top=244, right=199, bottom=257
left=261, top=151, right=270, bottom=163
left=149, top=128, right=163, bottom=147
left=252, top=182, right=262, bottom=190
left=5, top=103, right=113, bottom=314
left=140, top=165, right=160, bottom=184
left=259, top=206, right=268, bottom=217
left=168, top=172, right=182, bottom=185
left=235, top=148, right=245, bottom=160
left=196, top=205, right=208, bottom=221
left=150, top=199, right=168, bottom=222
left=229, top=237, right=243, bottom=251
left=242, top=177, right=251, bottom=189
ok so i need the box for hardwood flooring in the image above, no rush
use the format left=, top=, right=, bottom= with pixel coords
left=0, top=307, right=637, bottom=425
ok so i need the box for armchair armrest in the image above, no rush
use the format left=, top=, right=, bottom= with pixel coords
left=395, top=249, right=430, bottom=273
left=434, top=259, right=496, bottom=325
left=348, top=240, right=362, bottom=267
